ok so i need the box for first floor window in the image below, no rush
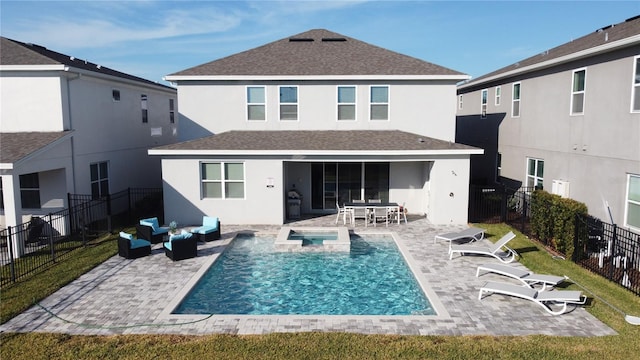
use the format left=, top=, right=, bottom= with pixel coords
left=19, top=173, right=41, bottom=209
left=626, top=174, right=640, bottom=230
left=90, top=162, right=109, bottom=199
left=247, top=86, right=266, bottom=121
left=512, top=83, right=521, bottom=117
left=526, top=157, right=544, bottom=189
left=201, top=162, right=245, bottom=199
left=279, top=86, right=298, bottom=120
left=496, top=153, right=502, bottom=179
left=337, top=86, right=356, bottom=120
left=370, top=85, right=389, bottom=120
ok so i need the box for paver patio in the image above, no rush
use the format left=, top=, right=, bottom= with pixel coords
left=0, top=215, right=616, bottom=336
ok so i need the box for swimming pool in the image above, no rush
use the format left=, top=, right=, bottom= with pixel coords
left=173, top=233, right=434, bottom=315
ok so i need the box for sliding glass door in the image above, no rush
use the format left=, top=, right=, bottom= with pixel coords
left=311, top=162, right=389, bottom=210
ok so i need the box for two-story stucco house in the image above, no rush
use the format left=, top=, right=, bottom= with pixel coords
left=0, top=37, right=177, bottom=230
left=155, top=29, right=482, bottom=225
left=456, top=16, right=640, bottom=232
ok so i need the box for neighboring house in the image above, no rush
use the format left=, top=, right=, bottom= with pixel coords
left=456, top=16, right=640, bottom=231
left=0, top=37, right=178, bottom=233
left=157, top=29, right=482, bottom=225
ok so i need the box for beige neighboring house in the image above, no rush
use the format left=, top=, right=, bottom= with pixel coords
left=156, top=29, right=482, bottom=225
left=456, top=16, right=640, bottom=232
left=0, top=37, right=177, bottom=233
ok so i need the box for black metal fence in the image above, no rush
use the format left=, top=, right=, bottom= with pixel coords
left=469, top=184, right=640, bottom=295
left=574, top=214, right=640, bottom=295
left=0, top=188, right=163, bottom=287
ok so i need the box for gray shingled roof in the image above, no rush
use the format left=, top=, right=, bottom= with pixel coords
left=462, top=15, right=640, bottom=87
left=0, top=132, right=72, bottom=164
left=0, top=37, right=174, bottom=90
left=153, top=130, right=478, bottom=152
left=169, top=29, right=465, bottom=77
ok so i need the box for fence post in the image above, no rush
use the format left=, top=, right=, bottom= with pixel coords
left=106, top=193, right=113, bottom=233
left=573, top=214, right=580, bottom=262
left=609, top=223, right=618, bottom=282
left=47, top=213, right=56, bottom=262
left=500, top=186, right=507, bottom=223
left=8, top=226, right=16, bottom=283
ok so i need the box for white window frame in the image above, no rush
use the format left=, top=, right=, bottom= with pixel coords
left=526, top=157, right=544, bottom=189
left=201, top=162, right=246, bottom=199
left=90, top=161, right=110, bottom=199
left=512, top=82, right=521, bottom=118
left=19, top=172, right=41, bottom=209
left=369, top=85, right=389, bottom=121
left=481, top=89, right=488, bottom=118
left=247, top=86, right=267, bottom=121
left=495, top=86, right=501, bottom=106
left=631, top=56, right=640, bottom=113
left=337, top=85, right=357, bottom=121
left=458, top=94, right=463, bottom=110
left=278, top=85, right=298, bottom=121
left=169, top=99, right=175, bottom=124
left=570, top=68, right=586, bottom=115
left=141, top=94, right=148, bottom=123
left=624, top=173, right=640, bottom=231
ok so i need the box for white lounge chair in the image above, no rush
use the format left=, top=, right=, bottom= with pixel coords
left=434, top=227, right=486, bottom=244
left=449, top=231, right=517, bottom=263
left=476, top=263, right=565, bottom=291
left=479, top=281, right=587, bottom=315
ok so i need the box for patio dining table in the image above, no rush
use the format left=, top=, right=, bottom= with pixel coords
left=344, top=202, right=401, bottom=226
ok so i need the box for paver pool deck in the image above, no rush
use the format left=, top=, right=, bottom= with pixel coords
left=1, top=215, right=616, bottom=336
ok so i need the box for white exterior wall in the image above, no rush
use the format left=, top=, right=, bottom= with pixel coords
left=389, top=161, right=427, bottom=216
left=177, top=81, right=457, bottom=142
left=0, top=72, right=65, bottom=132
left=162, top=158, right=285, bottom=226
left=427, top=157, right=471, bottom=224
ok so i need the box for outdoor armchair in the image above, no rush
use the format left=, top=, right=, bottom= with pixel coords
left=118, top=231, right=151, bottom=259
left=163, top=231, right=197, bottom=261
left=136, top=217, right=169, bottom=244
left=190, top=216, right=221, bottom=242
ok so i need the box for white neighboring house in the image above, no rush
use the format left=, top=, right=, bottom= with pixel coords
left=0, top=37, right=177, bottom=233
left=156, top=29, right=482, bottom=225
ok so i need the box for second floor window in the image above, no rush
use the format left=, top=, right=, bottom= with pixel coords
left=481, top=89, right=488, bottom=118
left=512, top=83, right=521, bottom=117
left=571, top=69, right=586, bottom=115
left=458, top=95, right=463, bottom=110
left=370, top=85, right=389, bottom=120
left=169, top=99, right=175, bottom=123
left=90, top=162, right=109, bottom=199
left=141, top=94, right=148, bottom=123
left=247, top=86, right=266, bottom=121
left=19, top=173, right=41, bottom=209
left=337, top=86, right=356, bottom=120
left=279, top=86, right=298, bottom=120
left=632, top=57, right=640, bottom=112
left=526, top=157, right=544, bottom=189
left=112, top=89, right=120, bottom=102
left=495, top=86, right=501, bottom=106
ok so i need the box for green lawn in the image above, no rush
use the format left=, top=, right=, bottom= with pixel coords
left=1, top=223, right=639, bottom=359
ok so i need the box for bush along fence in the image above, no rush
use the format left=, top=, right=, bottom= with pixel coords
left=0, top=188, right=163, bottom=287
left=470, top=185, right=640, bottom=296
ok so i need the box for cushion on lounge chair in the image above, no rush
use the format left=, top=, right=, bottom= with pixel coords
left=479, top=281, right=586, bottom=315
left=476, top=263, right=565, bottom=291
left=449, top=231, right=517, bottom=263
left=434, top=227, right=486, bottom=244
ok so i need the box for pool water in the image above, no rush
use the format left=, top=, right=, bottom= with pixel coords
left=288, top=231, right=337, bottom=245
left=174, top=233, right=434, bottom=315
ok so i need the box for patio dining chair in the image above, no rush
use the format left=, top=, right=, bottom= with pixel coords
left=335, top=201, right=353, bottom=225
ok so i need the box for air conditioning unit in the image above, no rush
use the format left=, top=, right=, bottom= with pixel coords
left=551, top=180, right=570, bottom=198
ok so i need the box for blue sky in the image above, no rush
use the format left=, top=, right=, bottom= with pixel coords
left=2, top=1, right=639, bottom=85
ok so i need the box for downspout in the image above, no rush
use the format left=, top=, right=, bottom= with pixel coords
left=64, top=67, right=81, bottom=193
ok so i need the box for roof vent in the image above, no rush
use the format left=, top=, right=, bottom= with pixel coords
left=321, top=37, right=346, bottom=42
left=289, top=38, right=314, bottom=42
left=96, top=64, right=101, bottom=69
left=70, top=56, right=75, bottom=61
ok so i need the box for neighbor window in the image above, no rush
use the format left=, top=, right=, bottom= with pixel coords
left=625, top=174, right=640, bottom=230
left=141, top=94, right=148, bottom=123
left=481, top=89, right=488, bottom=118
left=19, top=173, right=40, bottom=209
left=526, top=157, right=544, bottom=189
left=458, top=95, right=463, bottom=110
left=279, top=86, right=298, bottom=120
left=370, top=85, right=389, bottom=120
left=112, top=89, right=120, bottom=102
left=247, top=86, right=266, bottom=121
left=497, top=153, right=502, bottom=179
left=512, top=83, right=521, bottom=117
left=337, top=86, right=356, bottom=120
left=0, top=178, right=4, bottom=210
left=495, top=86, right=501, bottom=106
left=201, top=162, right=245, bottom=199
left=571, top=68, right=586, bottom=115
left=169, top=99, right=175, bottom=123
left=90, top=162, right=109, bottom=199
left=632, top=57, right=640, bottom=112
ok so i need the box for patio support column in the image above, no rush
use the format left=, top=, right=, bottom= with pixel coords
left=1, top=174, right=25, bottom=257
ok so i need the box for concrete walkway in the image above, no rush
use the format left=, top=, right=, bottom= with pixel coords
left=0, top=215, right=616, bottom=336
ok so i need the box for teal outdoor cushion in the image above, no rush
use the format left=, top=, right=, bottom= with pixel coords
left=163, top=241, right=172, bottom=251
left=130, top=239, right=151, bottom=249
left=119, top=232, right=134, bottom=240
